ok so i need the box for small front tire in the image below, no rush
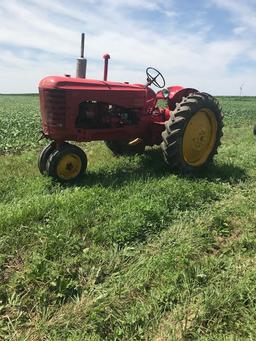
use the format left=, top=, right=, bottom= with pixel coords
left=46, top=144, right=87, bottom=182
left=38, top=142, right=55, bottom=174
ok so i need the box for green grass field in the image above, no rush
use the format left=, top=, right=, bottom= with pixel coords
left=0, top=95, right=256, bottom=340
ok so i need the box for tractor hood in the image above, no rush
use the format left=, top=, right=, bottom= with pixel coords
left=39, top=76, right=152, bottom=109
left=39, top=76, right=145, bottom=92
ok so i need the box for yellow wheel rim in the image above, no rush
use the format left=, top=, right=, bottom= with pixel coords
left=56, top=153, right=82, bottom=180
left=183, top=108, right=217, bottom=166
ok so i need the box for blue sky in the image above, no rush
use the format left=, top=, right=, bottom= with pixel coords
left=0, top=0, right=255, bottom=94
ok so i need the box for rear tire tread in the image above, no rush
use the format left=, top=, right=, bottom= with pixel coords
left=161, top=92, right=224, bottom=172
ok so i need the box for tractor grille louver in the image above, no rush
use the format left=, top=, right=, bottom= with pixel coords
left=43, top=89, right=66, bottom=128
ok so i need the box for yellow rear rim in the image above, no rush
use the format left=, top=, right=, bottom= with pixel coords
left=56, top=153, right=82, bottom=180
left=183, top=108, right=217, bottom=166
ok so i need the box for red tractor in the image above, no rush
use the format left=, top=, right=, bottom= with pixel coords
left=38, top=34, right=223, bottom=182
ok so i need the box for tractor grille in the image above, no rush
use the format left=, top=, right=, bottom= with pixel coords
left=43, top=89, right=66, bottom=128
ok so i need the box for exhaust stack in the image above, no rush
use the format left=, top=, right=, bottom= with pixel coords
left=76, top=33, right=87, bottom=78
left=103, top=54, right=110, bottom=81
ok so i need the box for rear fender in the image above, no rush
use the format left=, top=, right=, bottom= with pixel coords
left=156, top=85, right=184, bottom=100
left=167, top=86, right=198, bottom=110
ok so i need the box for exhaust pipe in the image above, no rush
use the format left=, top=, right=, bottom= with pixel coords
left=76, top=33, right=87, bottom=78
left=103, top=54, right=110, bottom=81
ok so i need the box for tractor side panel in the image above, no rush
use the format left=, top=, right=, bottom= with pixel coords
left=70, top=89, right=145, bottom=109
left=39, top=77, right=150, bottom=142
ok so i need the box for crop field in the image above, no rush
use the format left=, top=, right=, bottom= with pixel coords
left=0, top=95, right=256, bottom=340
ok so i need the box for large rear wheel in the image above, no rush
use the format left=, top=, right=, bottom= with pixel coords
left=161, top=92, right=223, bottom=172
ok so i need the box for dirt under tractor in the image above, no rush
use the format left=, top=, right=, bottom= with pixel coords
left=38, top=34, right=224, bottom=182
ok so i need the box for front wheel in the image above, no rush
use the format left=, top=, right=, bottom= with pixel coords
left=38, top=142, right=55, bottom=174
left=46, top=144, right=87, bottom=182
left=161, top=92, right=224, bottom=172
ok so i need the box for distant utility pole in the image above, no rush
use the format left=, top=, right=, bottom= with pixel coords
left=239, top=83, right=244, bottom=96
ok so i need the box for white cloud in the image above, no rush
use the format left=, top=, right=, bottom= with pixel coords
left=0, top=0, right=255, bottom=94
left=233, top=26, right=247, bottom=35
left=212, top=0, right=256, bottom=31
left=248, top=49, right=256, bottom=61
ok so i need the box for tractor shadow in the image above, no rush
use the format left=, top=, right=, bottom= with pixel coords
left=187, top=161, right=248, bottom=184
left=64, top=148, right=248, bottom=189
left=63, top=149, right=168, bottom=189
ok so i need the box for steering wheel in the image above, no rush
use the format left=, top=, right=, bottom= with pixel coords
left=146, top=67, right=165, bottom=88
